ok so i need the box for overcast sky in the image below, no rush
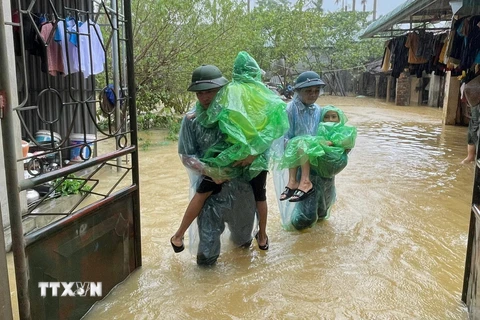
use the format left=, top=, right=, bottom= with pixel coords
left=321, top=0, right=407, bottom=17
left=250, top=0, right=408, bottom=19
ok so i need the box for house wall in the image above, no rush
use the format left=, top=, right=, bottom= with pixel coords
left=428, top=73, right=443, bottom=108
left=396, top=72, right=410, bottom=106
left=410, top=77, right=421, bottom=106
left=443, top=71, right=460, bottom=125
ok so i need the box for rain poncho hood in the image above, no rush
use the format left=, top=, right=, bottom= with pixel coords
left=316, top=105, right=356, bottom=150
left=321, top=104, right=348, bottom=125
left=201, top=51, right=290, bottom=180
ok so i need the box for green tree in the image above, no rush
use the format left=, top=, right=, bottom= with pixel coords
left=131, top=0, right=249, bottom=114
left=129, top=0, right=384, bottom=117
left=256, top=0, right=291, bottom=9
left=311, top=0, right=324, bottom=12
left=301, top=10, right=383, bottom=71
left=249, top=0, right=314, bottom=86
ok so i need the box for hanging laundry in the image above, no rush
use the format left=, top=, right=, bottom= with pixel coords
left=39, top=21, right=64, bottom=76
left=78, top=19, right=105, bottom=78
left=55, top=18, right=104, bottom=78
left=405, top=32, right=428, bottom=64
left=54, top=18, right=81, bottom=75
left=381, top=40, right=392, bottom=72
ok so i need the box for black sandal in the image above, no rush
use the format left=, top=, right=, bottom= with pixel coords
left=170, top=236, right=185, bottom=253
left=255, top=232, right=269, bottom=250
left=280, top=186, right=296, bottom=201
left=289, top=187, right=315, bottom=202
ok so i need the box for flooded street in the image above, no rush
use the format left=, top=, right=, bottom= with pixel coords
left=9, top=96, right=472, bottom=319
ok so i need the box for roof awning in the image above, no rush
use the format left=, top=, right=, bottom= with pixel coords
left=359, top=0, right=453, bottom=39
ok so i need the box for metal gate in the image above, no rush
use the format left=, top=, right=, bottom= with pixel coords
left=1, top=0, right=141, bottom=319
left=463, top=159, right=480, bottom=317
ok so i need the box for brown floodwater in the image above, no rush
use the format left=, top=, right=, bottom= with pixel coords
left=8, top=96, right=472, bottom=319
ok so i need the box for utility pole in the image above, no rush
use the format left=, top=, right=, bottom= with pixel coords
left=373, top=0, right=377, bottom=20
left=352, top=0, right=356, bottom=11
left=247, top=0, right=250, bottom=13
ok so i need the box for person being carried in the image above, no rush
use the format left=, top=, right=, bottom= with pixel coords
left=279, top=104, right=356, bottom=198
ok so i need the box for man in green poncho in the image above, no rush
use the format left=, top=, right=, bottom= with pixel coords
left=173, top=64, right=257, bottom=265
left=198, top=51, right=289, bottom=249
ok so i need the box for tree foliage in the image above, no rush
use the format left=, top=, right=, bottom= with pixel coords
left=130, top=0, right=384, bottom=115
left=131, top=0, right=249, bottom=114
left=305, top=11, right=384, bottom=71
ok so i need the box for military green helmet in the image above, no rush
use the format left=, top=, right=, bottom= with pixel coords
left=187, top=65, right=229, bottom=92
left=294, top=71, right=325, bottom=90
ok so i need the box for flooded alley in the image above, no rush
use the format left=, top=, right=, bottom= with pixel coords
left=10, top=96, right=471, bottom=319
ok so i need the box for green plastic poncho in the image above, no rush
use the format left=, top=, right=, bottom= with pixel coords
left=280, top=105, right=357, bottom=178
left=201, top=51, right=289, bottom=180
left=177, top=109, right=257, bottom=265
left=271, top=104, right=357, bottom=231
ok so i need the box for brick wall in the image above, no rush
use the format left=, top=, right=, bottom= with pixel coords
left=395, top=72, right=411, bottom=106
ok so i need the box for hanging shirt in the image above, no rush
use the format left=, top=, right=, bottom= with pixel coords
left=55, top=19, right=80, bottom=75
left=405, top=32, right=428, bottom=64
left=40, top=22, right=64, bottom=76
left=381, top=40, right=392, bottom=72
left=78, top=20, right=105, bottom=78
left=391, top=35, right=409, bottom=78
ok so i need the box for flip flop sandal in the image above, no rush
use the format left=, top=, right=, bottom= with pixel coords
left=280, top=186, right=296, bottom=201
left=255, top=232, right=269, bottom=250
left=289, top=187, right=315, bottom=202
left=170, top=236, right=185, bottom=253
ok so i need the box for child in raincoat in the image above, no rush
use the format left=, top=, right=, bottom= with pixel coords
left=279, top=105, right=356, bottom=202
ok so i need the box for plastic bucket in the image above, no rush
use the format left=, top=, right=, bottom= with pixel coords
left=35, top=130, right=61, bottom=143
left=69, top=133, right=96, bottom=161
left=21, top=140, right=29, bottom=157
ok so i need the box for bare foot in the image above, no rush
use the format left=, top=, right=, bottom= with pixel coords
left=461, top=157, right=475, bottom=164
left=255, top=232, right=269, bottom=250
left=257, top=233, right=267, bottom=247
left=280, top=182, right=299, bottom=200
left=286, top=182, right=299, bottom=190
left=289, top=181, right=314, bottom=202
left=171, top=235, right=184, bottom=248
left=297, top=181, right=313, bottom=193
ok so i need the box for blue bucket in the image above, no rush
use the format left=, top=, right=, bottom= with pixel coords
left=69, top=133, right=96, bottom=161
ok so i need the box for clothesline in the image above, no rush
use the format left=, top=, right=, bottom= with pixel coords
left=13, top=11, right=106, bottom=78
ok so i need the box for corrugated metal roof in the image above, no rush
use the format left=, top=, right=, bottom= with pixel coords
left=359, top=0, right=453, bottom=38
